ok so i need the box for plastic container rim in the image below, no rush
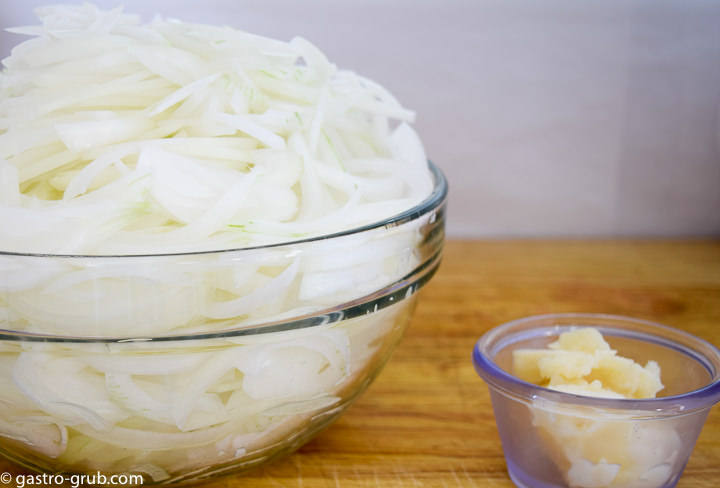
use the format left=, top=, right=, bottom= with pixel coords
left=473, top=313, right=720, bottom=414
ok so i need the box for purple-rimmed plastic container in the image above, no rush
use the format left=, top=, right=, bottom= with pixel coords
left=472, top=313, right=720, bottom=488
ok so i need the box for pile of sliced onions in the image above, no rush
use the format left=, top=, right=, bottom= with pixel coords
left=0, top=3, right=433, bottom=255
left=0, top=4, right=440, bottom=481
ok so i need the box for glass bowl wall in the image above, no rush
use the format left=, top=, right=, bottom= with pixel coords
left=0, top=164, right=447, bottom=484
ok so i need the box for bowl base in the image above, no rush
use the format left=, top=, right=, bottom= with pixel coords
left=506, top=458, right=558, bottom=488
left=506, top=457, right=681, bottom=488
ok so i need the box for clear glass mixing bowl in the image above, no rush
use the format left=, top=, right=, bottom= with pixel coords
left=0, top=163, right=447, bottom=485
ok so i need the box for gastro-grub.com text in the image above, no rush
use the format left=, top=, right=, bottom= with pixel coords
left=9, top=472, right=144, bottom=487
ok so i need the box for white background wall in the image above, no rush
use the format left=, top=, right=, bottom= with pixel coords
left=2, top=0, right=719, bottom=238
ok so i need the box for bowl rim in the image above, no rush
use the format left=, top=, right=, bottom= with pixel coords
left=0, top=164, right=447, bottom=343
left=0, top=162, right=447, bottom=259
left=0, top=247, right=442, bottom=344
left=473, top=313, right=720, bottom=415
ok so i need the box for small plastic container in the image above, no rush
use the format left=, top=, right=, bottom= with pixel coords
left=472, top=313, right=720, bottom=488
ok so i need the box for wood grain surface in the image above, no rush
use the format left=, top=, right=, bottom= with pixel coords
left=1, top=240, right=718, bottom=487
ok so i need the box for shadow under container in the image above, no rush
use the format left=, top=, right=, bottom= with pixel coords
left=0, top=165, right=447, bottom=485
left=472, top=313, right=720, bottom=488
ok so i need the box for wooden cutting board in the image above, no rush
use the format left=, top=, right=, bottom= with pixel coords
left=1, top=240, right=718, bottom=487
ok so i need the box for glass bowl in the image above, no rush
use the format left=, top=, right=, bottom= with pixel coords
left=0, top=163, right=447, bottom=485
left=473, top=313, right=720, bottom=488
